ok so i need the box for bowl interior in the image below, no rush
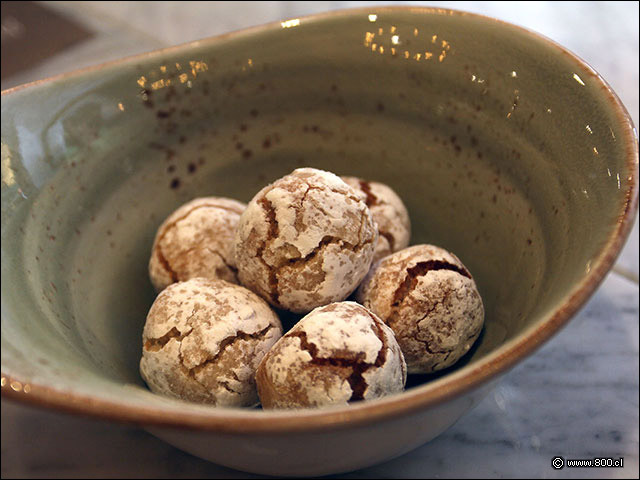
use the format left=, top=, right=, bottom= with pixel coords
left=1, top=8, right=635, bottom=416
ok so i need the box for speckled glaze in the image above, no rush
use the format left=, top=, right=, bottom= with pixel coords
left=1, top=6, right=637, bottom=477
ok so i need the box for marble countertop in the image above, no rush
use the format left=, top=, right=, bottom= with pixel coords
left=2, top=2, right=638, bottom=478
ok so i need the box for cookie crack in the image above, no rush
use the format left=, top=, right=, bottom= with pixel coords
left=277, top=233, right=371, bottom=273
left=413, top=335, right=443, bottom=356
left=259, top=197, right=279, bottom=239
left=306, top=184, right=363, bottom=204
left=144, top=326, right=194, bottom=352
left=255, top=244, right=279, bottom=304
left=358, top=180, right=379, bottom=207
left=462, top=323, right=483, bottom=344
left=302, top=182, right=370, bottom=226
left=392, top=260, right=471, bottom=307
left=194, top=324, right=274, bottom=369
left=155, top=247, right=179, bottom=283
left=431, top=351, right=453, bottom=371
left=217, top=380, right=237, bottom=395
left=203, top=246, right=237, bottom=275
left=257, top=197, right=280, bottom=304
left=283, top=236, right=340, bottom=267
left=292, top=183, right=314, bottom=234
left=289, top=329, right=385, bottom=402
left=379, top=231, right=396, bottom=252
left=299, top=183, right=313, bottom=208
left=145, top=303, right=202, bottom=352
left=410, top=308, right=456, bottom=356
left=181, top=324, right=273, bottom=395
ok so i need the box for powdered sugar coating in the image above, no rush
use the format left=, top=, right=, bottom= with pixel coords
left=234, top=168, right=377, bottom=313
left=149, top=197, right=246, bottom=292
left=341, top=176, right=411, bottom=263
left=256, top=301, right=406, bottom=409
left=140, top=277, right=282, bottom=407
left=356, top=245, right=484, bottom=374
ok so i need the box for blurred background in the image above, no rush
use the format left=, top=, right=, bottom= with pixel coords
left=1, top=2, right=638, bottom=478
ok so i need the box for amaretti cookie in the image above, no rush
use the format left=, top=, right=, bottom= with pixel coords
left=234, top=168, right=377, bottom=313
left=256, top=301, right=406, bottom=409
left=341, top=176, right=411, bottom=263
left=140, top=278, right=282, bottom=407
left=149, top=197, right=246, bottom=292
left=356, top=245, right=484, bottom=374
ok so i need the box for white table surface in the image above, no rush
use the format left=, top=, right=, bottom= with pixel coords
left=2, top=2, right=638, bottom=478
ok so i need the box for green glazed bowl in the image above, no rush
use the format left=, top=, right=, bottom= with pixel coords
left=1, top=6, right=637, bottom=477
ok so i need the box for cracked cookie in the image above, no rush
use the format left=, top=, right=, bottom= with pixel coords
left=356, top=244, right=484, bottom=374
left=234, top=168, right=377, bottom=313
left=140, top=277, right=282, bottom=407
left=149, top=197, right=246, bottom=292
left=256, top=301, right=406, bottom=409
left=341, top=176, right=411, bottom=263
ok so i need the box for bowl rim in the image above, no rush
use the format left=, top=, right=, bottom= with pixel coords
left=2, top=5, right=638, bottom=434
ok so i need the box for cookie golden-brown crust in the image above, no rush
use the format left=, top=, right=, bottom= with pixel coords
left=234, top=168, right=377, bottom=313
left=149, top=197, right=246, bottom=292
left=256, top=301, right=406, bottom=409
left=341, top=176, right=411, bottom=263
left=140, top=278, right=282, bottom=407
left=356, top=245, right=484, bottom=374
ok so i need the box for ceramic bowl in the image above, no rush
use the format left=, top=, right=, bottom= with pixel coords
left=1, top=6, right=637, bottom=477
